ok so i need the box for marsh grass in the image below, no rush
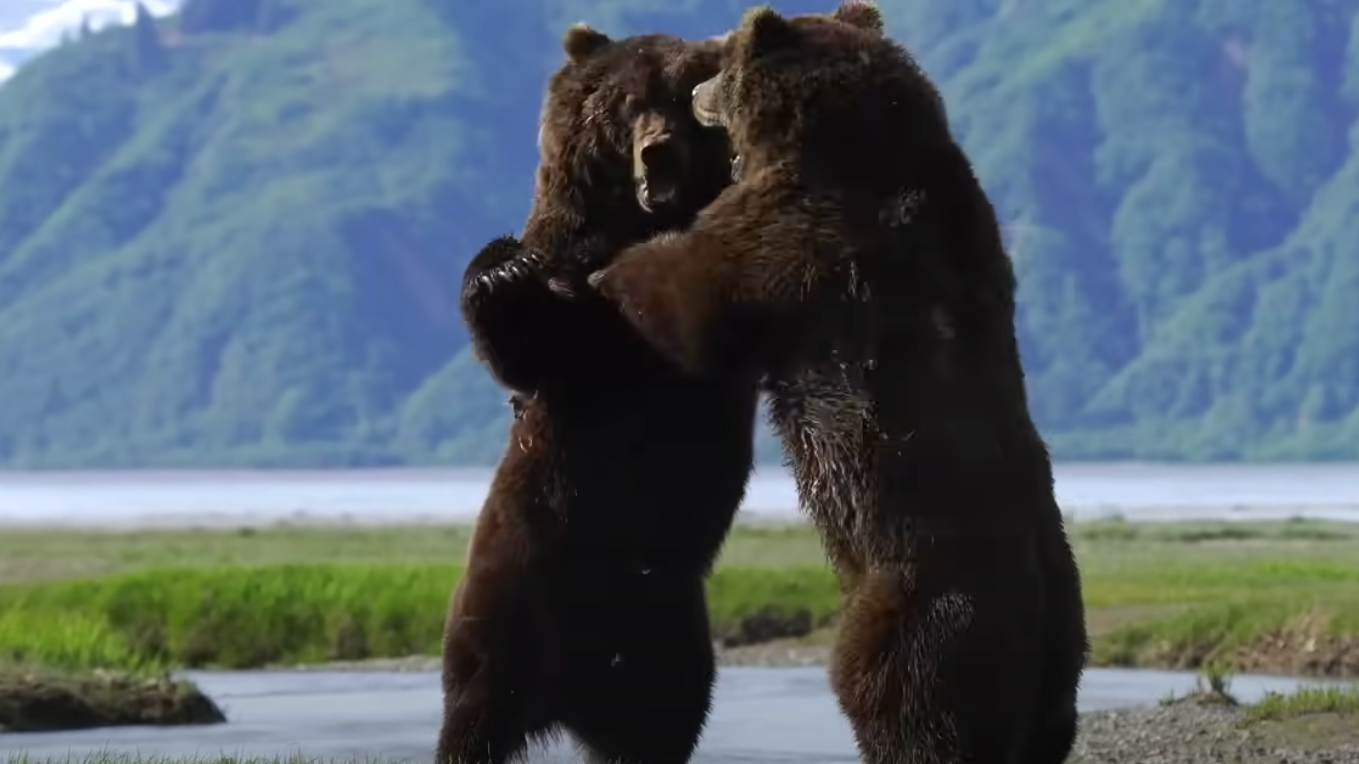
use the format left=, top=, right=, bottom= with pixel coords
left=5, top=517, right=1355, bottom=584
left=0, top=563, right=840, bottom=670
left=1, top=519, right=1357, bottom=674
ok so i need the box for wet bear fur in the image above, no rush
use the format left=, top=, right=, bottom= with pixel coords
left=436, top=24, right=758, bottom=764
left=588, top=4, right=1088, bottom=763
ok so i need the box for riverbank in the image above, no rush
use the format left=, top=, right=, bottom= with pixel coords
left=2, top=519, right=1358, bottom=679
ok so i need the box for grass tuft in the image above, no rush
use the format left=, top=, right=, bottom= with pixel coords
left=1247, top=685, right=1359, bottom=722
left=1157, top=662, right=1239, bottom=707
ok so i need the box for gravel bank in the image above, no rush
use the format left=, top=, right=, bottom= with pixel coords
left=1072, top=702, right=1359, bottom=764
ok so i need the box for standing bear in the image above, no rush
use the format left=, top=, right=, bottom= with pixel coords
left=589, top=3, right=1088, bottom=763
left=437, top=23, right=759, bottom=764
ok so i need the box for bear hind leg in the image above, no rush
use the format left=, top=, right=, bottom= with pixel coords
left=1020, top=703, right=1078, bottom=764
left=435, top=701, right=538, bottom=764
left=436, top=616, right=552, bottom=764
left=564, top=580, right=716, bottom=764
left=832, top=569, right=1035, bottom=764
left=569, top=671, right=713, bottom=764
left=567, top=639, right=715, bottom=764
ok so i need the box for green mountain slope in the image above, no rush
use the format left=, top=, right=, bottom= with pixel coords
left=0, top=0, right=1356, bottom=467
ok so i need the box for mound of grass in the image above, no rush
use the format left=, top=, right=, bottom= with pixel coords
left=0, top=563, right=840, bottom=671
left=0, top=663, right=225, bottom=733
left=1231, top=684, right=1359, bottom=752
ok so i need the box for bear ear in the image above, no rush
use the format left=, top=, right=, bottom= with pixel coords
left=832, top=0, right=883, bottom=32
left=563, top=23, right=612, bottom=63
left=740, top=5, right=797, bottom=57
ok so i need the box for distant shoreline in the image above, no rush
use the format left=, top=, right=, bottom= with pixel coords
left=5, top=462, right=1359, bottom=529
left=4, top=461, right=1359, bottom=481
left=5, top=504, right=1359, bottom=530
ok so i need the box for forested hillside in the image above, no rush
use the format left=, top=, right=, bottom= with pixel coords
left=0, top=0, right=1356, bottom=467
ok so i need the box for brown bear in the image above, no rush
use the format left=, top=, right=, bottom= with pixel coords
left=436, top=24, right=759, bottom=764
left=588, top=3, right=1088, bottom=763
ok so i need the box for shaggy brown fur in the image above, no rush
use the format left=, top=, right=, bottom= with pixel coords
left=437, top=26, right=758, bottom=764
left=589, top=4, right=1088, bottom=763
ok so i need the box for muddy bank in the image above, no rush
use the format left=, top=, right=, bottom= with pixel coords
left=0, top=667, right=225, bottom=733
left=289, top=630, right=1359, bottom=676
left=279, top=637, right=832, bottom=673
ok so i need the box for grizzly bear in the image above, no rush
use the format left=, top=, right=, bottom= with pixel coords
left=436, top=24, right=759, bottom=764
left=588, top=3, right=1088, bottom=763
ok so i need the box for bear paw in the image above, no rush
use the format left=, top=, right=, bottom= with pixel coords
left=461, top=236, right=550, bottom=308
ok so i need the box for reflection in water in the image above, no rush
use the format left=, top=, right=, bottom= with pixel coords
left=1, top=667, right=1349, bottom=763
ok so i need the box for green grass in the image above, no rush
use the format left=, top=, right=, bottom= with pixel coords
left=2, top=519, right=1358, bottom=675
left=1248, top=685, right=1359, bottom=721
left=1232, top=684, right=1359, bottom=752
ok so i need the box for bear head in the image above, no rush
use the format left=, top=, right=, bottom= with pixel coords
left=539, top=24, right=733, bottom=220
left=691, top=1, right=949, bottom=187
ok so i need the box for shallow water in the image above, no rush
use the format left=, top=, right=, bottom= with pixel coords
left=2, top=667, right=1352, bottom=762
left=4, top=463, right=1359, bottom=528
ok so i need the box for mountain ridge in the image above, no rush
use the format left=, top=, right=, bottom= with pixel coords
left=0, top=0, right=1356, bottom=467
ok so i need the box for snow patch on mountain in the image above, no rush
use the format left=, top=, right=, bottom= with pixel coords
left=0, top=0, right=180, bottom=82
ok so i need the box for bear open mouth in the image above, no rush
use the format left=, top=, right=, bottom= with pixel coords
left=636, top=177, right=679, bottom=212
left=692, top=102, right=723, bottom=128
